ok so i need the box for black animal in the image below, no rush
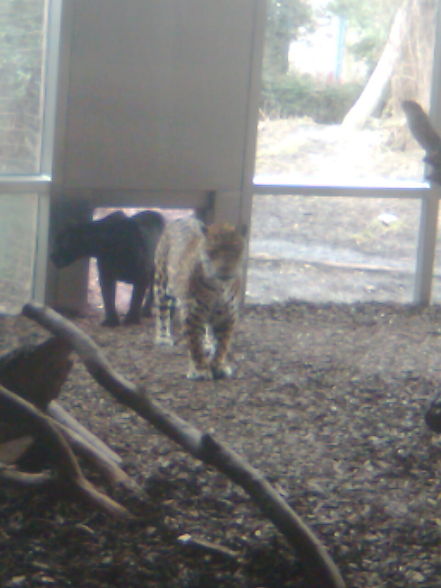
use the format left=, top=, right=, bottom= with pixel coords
left=402, top=100, right=441, bottom=184
left=425, top=397, right=441, bottom=433
left=402, top=102, right=441, bottom=433
left=51, top=210, right=165, bottom=326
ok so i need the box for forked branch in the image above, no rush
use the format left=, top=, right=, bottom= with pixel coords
left=0, top=383, right=130, bottom=519
left=0, top=463, right=54, bottom=487
left=23, top=302, right=345, bottom=588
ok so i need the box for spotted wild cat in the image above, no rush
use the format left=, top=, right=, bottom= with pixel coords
left=154, top=217, right=245, bottom=380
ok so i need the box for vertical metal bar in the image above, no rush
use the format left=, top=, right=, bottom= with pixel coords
left=40, top=0, right=63, bottom=176
left=414, top=0, right=441, bottom=304
left=32, top=191, right=51, bottom=302
left=238, top=0, right=267, bottom=302
left=414, top=189, right=440, bottom=304
left=33, top=0, right=64, bottom=303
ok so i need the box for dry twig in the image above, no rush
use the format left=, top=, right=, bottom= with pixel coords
left=177, top=533, right=239, bottom=560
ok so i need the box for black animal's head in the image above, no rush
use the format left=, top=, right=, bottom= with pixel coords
left=51, top=225, right=90, bottom=268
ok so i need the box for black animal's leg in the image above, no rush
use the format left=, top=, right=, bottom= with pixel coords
left=142, top=286, right=154, bottom=317
left=98, top=261, right=119, bottom=326
left=142, top=268, right=155, bottom=317
left=124, top=279, right=147, bottom=325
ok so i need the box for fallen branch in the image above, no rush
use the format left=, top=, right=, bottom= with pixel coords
left=52, top=415, right=143, bottom=494
left=0, top=336, right=72, bottom=409
left=0, top=383, right=131, bottom=519
left=48, top=401, right=122, bottom=465
left=251, top=255, right=410, bottom=275
left=23, top=302, right=346, bottom=588
left=0, top=463, right=54, bottom=487
left=0, top=436, right=35, bottom=464
left=0, top=334, right=139, bottom=493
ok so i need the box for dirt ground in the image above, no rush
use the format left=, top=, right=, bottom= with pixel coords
left=247, top=193, right=421, bottom=305
left=249, top=116, right=441, bottom=306
left=2, top=299, right=441, bottom=588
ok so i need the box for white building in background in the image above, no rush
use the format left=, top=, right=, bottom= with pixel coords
left=289, top=9, right=368, bottom=83
left=289, top=13, right=341, bottom=80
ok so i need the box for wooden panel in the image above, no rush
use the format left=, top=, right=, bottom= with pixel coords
left=63, top=0, right=257, bottom=191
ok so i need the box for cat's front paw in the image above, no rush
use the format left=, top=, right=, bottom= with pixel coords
left=155, top=333, right=174, bottom=346
left=102, top=316, right=120, bottom=327
left=186, top=366, right=213, bottom=380
left=123, top=313, right=141, bottom=325
left=211, top=362, right=234, bottom=379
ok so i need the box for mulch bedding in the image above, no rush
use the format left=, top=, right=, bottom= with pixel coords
left=1, top=301, right=441, bottom=588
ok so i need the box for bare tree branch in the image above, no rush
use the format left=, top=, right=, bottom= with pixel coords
left=0, top=463, right=54, bottom=487
left=0, top=335, right=142, bottom=500
left=0, top=383, right=131, bottom=519
left=52, top=414, right=143, bottom=494
left=48, top=401, right=122, bottom=464
left=0, top=436, right=34, bottom=464
left=0, top=336, right=72, bottom=409
left=342, top=0, right=410, bottom=130
left=22, top=301, right=346, bottom=588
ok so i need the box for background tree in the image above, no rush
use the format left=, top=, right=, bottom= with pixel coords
left=341, top=0, right=436, bottom=129
left=261, top=0, right=361, bottom=123
left=388, top=0, right=436, bottom=117
left=328, top=0, right=402, bottom=73
left=263, top=0, right=312, bottom=78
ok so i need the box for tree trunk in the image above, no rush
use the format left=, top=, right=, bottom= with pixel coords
left=342, top=0, right=411, bottom=130
left=390, top=0, right=436, bottom=120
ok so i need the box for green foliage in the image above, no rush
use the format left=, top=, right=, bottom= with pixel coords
left=264, top=0, right=312, bottom=76
left=261, top=0, right=406, bottom=121
left=261, top=73, right=362, bottom=124
left=328, top=0, right=403, bottom=69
